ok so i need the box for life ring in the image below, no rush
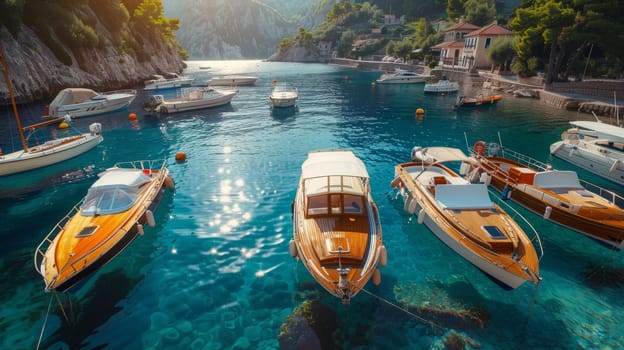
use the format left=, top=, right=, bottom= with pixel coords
left=473, top=141, right=486, bottom=156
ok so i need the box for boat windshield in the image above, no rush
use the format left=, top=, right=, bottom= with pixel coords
left=80, top=185, right=140, bottom=216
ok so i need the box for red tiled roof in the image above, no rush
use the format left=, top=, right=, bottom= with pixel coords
left=444, top=22, right=480, bottom=32
left=466, top=22, right=513, bottom=37
left=432, top=41, right=465, bottom=49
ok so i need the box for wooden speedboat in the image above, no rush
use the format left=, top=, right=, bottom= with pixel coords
left=268, top=83, right=298, bottom=108
left=290, top=150, right=387, bottom=304
left=467, top=141, right=624, bottom=249
left=455, top=94, right=502, bottom=108
left=47, top=88, right=136, bottom=118
left=550, top=121, right=624, bottom=186
left=144, top=87, right=238, bottom=114
left=34, top=160, right=174, bottom=292
left=391, top=147, right=541, bottom=289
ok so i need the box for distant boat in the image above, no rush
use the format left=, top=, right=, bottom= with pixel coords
left=550, top=120, right=624, bottom=186
left=34, top=159, right=174, bottom=292
left=375, top=69, right=432, bottom=84
left=268, top=83, right=298, bottom=108
left=290, top=150, right=387, bottom=304
left=0, top=43, right=103, bottom=177
left=144, top=73, right=194, bottom=91
left=208, top=75, right=258, bottom=86
left=455, top=94, right=502, bottom=108
left=144, top=87, right=238, bottom=114
left=47, top=88, right=136, bottom=118
left=424, top=76, right=459, bottom=93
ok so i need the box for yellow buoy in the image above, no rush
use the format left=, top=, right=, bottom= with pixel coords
left=58, top=122, right=69, bottom=129
left=416, top=108, right=425, bottom=116
left=175, top=152, right=187, bottom=162
left=371, top=82, right=376, bottom=86
left=129, top=113, right=137, bottom=120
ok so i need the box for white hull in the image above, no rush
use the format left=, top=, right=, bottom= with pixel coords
left=144, top=80, right=193, bottom=91
left=269, top=93, right=298, bottom=108
left=0, top=134, right=102, bottom=176
left=209, top=76, right=257, bottom=86
left=56, top=95, right=135, bottom=118
left=376, top=76, right=430, bottom=84
left=150, top=89, right=237, bottom=114
left=400, top=191, right=526, bottom=289
left=550, top=140, right=624, bottom=186
left=424, top=81, right=460, bottom=93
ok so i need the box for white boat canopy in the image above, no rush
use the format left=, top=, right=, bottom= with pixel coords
left=435, top=183, right=494, bottom=210
left=416, top=147, right=471, bottom=163
left=49, top=88, right=98, bottom=109
left=571, top=121, right=624, bottom=143
left=93, top=168, right=151, bottom=189
left=301, top=150, right=369, bottom=179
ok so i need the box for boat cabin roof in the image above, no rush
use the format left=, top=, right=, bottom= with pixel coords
left=92, top=168, right=151, bottom=189
left=301, top=150, right=369, bottom=179
left=571, top=121, right=624, bottom=142
left=435, top=183, right=493, bottom=209
left=50, top=88, right=98, bottom=107
left=304, top=175, right=366, bottom=196
left=416, top=147, right=471, bottom=163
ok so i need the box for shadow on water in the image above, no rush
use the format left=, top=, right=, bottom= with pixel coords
left=270, top=105, right=298, bottom=121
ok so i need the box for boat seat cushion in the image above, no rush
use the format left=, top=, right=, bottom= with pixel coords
left=435, top=184, right=493, bottom=209
left=533, top=170, right=582, bottom=189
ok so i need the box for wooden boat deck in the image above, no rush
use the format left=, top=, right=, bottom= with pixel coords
left=301, top=215, right=370, bottom=265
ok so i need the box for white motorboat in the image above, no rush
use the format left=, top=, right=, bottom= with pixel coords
left=391, top=146, right=542, bottom=290
left=550, top=121, right=624, bottom=186
left=375, top=69, right=432, bottom=84
left=46, top=88, right=136, bottom=119
left=144, top=73, right=194, bottom=91
left=424, top=77, right=460, bottom=93
left=268, top=83, right=298, bottom=108
left=0, top=44, right=103, bottom=177
left=144, top=87, right=238, bottom=114
left=208, top=75, right=258, bottom=86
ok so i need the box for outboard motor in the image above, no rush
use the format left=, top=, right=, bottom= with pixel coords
left=144, top=95, right=164, bottom=111
left=89, top=122, right=102, bottom=135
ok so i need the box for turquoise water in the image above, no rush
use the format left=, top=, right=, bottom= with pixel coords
left=1, top=61, right=623, bottom=349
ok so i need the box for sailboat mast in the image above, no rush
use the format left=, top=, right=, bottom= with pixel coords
left=0, top=41, right=29, bottom=152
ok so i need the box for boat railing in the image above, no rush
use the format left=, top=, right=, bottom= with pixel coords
left=490, top=189, right=544, bottom=262
left=114, top=159, right=167, bottom=172
left=485, top=144, right=624, bottom=206
left=33, top=204, right=81, bottom=277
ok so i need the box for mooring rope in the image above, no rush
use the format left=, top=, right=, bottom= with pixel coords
left=36, top=294, right=54, bottom=350
left=360, top=288, right=446, bottom=331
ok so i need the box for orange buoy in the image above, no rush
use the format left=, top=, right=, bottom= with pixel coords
left=273, top=79, right=277, bottom=86
left=440, top=93, right=446, bottom=97
left=344, top=75, right=349, bottom=80
left=129, top=113, right=137, bottom=120
left=175, top=151, right=187, bottom=162
left=416, top=108, right=425, bottom=116
left=58, top=122, right=69, bottom=129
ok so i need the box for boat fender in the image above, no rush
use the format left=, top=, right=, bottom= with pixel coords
left=417, top=208, right=426, bottom=224
left=403, top=196, right=412, bottom=213
left=411, top=146, right=423, bottom=161
left=164, top=175, right=175, bottom=188
left=379, top=245, right=388, bottom=267
left=473, top=141, right=486, bottom=156
left=289, top=239, right=298, bottom=258
left=551, top=142, right=564, bottom=155
left=407, top=197, right=418, bottom=215
left=488, top=143, right=501, bottom=156
left=137, top=223, right=144, bottom=236
left=146, top=210, right=156, bottom=227
left=469, top=169, right=481, bottom=183
left=372, top=269, right=381, bottom=286
left=479, top=172, right=492, bottom=185
left=89, top=122, right=102, bottom=135
left=501, top=185, right=511, bottom=200
left=543, top=206, right=552, bottom=220
left=459, top=162, right=470, bottom=176
left=610, top=160, right=620, bottom=173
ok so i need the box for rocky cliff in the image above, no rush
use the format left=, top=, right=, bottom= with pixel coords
left=0, top=19, right=184, bottom=105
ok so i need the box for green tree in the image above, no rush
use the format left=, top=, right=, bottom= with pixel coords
left=464, top=0, right=496, bottom=26
left=487, top=36, right=517, bottom=72
left=385, top=40, right=396, bottom=56
left=337, top=30, right=356, bottom=57
left=446, top=0, right=464, bottom=21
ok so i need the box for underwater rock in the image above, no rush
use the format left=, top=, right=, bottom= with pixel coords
left=278, top=299, right=338, bottom=350
left=444, top=331, right=466, bottom=350
left=394, top=280, right=490, bottom=330
left=584, top=265, right=624, bottom=288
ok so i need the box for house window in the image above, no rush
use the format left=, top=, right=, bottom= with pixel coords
left=485, top=37, right=492, bottom=48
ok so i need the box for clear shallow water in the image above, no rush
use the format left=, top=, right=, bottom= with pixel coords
left=1, top=60, right=623, bottom=349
